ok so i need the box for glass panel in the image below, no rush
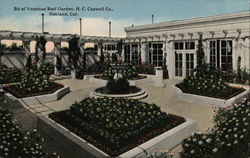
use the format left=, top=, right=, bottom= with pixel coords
left=185, top=42, right=189, bottom=49
left=221, top=41, right=226, bottom=47
left=221, top=56, right=226, bottom=63
left=158, top=56, right=163, bottom=60
left=175, top=43, right=178, bottom=50
left=221, top=48, right=226, bottom=55
left=180, top=42, right=184, bottom=49
left=190, top=42, right=195, bottom=49
left=228, top=56, right=232, bottom=63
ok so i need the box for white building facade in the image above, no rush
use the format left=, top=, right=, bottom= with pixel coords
left=123, top=11, right=250, bottom=79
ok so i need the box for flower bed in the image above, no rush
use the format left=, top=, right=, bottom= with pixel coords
left=180, top=98, right=250, bottom=158
left=3, top=82, right=64, bottom=98
left=176, top=83, right=245, bottom=100
left=138, top=63, right=155, bottom=75
left=3, top=63, right=64, bottom=98
left=0, top=65, right=21, bottom=84
left=49, top=97, right=185, bottom=157
left=0, top=108, right=58, bottom=158
left=223, top=68, right=250, bottom=85
left=178, top=64, right=245, bottom=100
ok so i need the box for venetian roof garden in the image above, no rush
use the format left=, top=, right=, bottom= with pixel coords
left=0, top=1, right=250, bottom=157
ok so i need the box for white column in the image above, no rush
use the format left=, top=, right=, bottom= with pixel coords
left=232, top=39, right=237, bottom=71
left=23, top=40, right=31, bottom=67
left=206, top=40, right=210, bottom=63
left=97, top=43, right=102, bottom=57
left=165, top=41, right=170, bottom=66
left=194, top=40, right=198, bottom=68
left=244, top=38, right=250, bottom=70
left=23, top=40, right=31, bottom=55
left=168, top=41, right=175, bottom=79
left=202, top=40, right=209, bottom=62
left=54, top=41, right=61, bottom=75
left=36, top=37, right=46, bottom=67
left=121, top=44, right=125, bottom=62
left=162, top=41, right=166, bottom=65
left=183, top=53, right=186, bottom=78
left=141, top=43, right=146, bottom=63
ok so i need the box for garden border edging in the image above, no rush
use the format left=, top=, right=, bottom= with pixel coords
left=37, top=116, right=197, bottom=158
left=172, top=84, right=249, bottom=107
left=4, top=86, right=70, bottom=106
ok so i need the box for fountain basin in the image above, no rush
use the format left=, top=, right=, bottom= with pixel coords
left=89, top=86, right=148, bottom=100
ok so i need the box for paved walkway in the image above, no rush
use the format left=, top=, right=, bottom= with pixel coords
left=0, top=78, right=216, bottom=158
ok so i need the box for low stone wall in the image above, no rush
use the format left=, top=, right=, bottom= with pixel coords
left=90, top=87, right=148, bottom=100
left=37, top=116, right=197, bottom=158
left=4, top=86, right=70, bottom=106
left=172, top=84, right=249, bottom=107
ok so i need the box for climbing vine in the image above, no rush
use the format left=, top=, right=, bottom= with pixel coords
left=67, top=35, right=81, bottom=70
left=35, top=35, right=47, bottom=64
left=196, top=34, right=205, bottom=67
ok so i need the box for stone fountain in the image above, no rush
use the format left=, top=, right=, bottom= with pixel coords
left=89, top=63, right=148, bottom=99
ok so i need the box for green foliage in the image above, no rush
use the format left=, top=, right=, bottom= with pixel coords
left=138, top=62, right=155, bottom=75
left=112, top=53, right=118, bottom=62
left=35, top=36, right=47, bottom=63
left=180, top=98, right=250, bottom=158
left=103, top=63, right=139, bottom=80
left=183, top=64, right=231, bottom=94
left=0, top=65, right=21, bottom=84
left=0, top=108, right=58, bottom=158
left=86, top=61, right=110, bottom=75
left=196, top=35, right=205, bottom=67
left=103, top=66, right=115, bottom=79
left=123, top=64, right=139, bottom=79
left=25, top=55, right=32, bottom=68
left=0, top=43, right=7, bottom=51
left=67, top=35, right=81, bottom=70
left=0, top=43, right=23, bottom=51
left=19, top=64, right=51, bottom=92
left=40, top=63, right=54, bottom=76
left=222, top=68, right=250, bottom=85
left=106, top=78, right=130, bottom=93
left=49, top=97, right=183, bottom=156
left=55, top=55, right=61, bottom=71
left=87, top=61, right=155, bottom=76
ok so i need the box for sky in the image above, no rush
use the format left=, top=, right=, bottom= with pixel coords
left=0, top=0, right=249, bottom=37
left=0, top=0, right=249, bottom=50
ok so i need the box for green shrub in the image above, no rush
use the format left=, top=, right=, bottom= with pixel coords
left=106, top=78, right=130, bottom=93
left=49, top=97, right=185, bottom=156
left=183, top=64, right=231, bottom=94
left=138, top=63, right=155, bottom=75
left=19, top=64, right=51, bottom=92
left=0, top=65, right=21, bottom=84
left=0, top=108, right=58, bottom=158
left=222, top=68, right=250, bottom=85
left=123, top=64, right=139, bottom=79
left=103, top=63, right=139, bottom=80
left=180, top=98, right=250, bottom=158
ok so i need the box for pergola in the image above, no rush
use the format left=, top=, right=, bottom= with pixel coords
left=0, top=30, right=124, bottom=77
left=0, top=30, right=122, bottom=42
